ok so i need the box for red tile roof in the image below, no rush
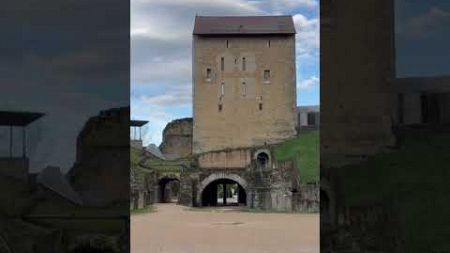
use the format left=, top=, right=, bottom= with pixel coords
left=193, top=16, right=296, bottom=35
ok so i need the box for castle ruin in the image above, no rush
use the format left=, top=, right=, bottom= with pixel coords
left=180, top=16, right=312, bottom=211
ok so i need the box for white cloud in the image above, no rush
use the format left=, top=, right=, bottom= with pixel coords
left=297, top=75, right=319, bottom=90
left=293, top=13, right=319, bottom=65
left=131, top=0, right=320, bottom=145
left=274, top=0, right=317, bottom=8
left=397, top=6, right=450, bottom=39
left=131, top=95, right=190, bottom=145
left=141, top=84, right=192, bottom=107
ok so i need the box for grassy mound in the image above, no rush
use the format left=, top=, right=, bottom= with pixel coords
left=337, top=130, right=450, bottom=252
left=131, top=146, right=187, bottom=173
left=274, top=129, right=319, bottom=183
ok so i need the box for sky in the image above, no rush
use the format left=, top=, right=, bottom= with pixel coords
left=131, top=0, right=320, bottom=146
left=0, top=0, right=129, bottom=173
left=395, top=0, right=450, bottom=78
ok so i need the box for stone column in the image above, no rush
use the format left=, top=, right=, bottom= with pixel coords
left=222, top=184, right=227, bottom=205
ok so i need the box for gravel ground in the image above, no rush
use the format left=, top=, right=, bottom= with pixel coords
left=131, top=204, right=319, bottom=253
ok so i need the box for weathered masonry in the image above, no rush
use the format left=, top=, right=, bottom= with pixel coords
left=178, top=16, right=315, bottom=211
left=192, top=15, right=298, bottom=155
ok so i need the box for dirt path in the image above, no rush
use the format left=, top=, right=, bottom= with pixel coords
left=131, top=204, right=319, bottom=253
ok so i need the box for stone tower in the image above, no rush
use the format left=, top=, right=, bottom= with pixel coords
left=321, top=0, right=396, bottom=165
left=192, top=16, right=298, bottom=156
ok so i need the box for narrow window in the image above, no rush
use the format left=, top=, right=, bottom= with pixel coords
left=259, top=103, right=263, bottom=111
left=242, top=82, right=247, bottom=97
left=218, top=104, right=223, bottom=111
left=221, top=57, right=224, bottom=71
left=221, top=82, right=225, bottom=96
left=268, top=40, right=271, bottom=48
left=264, top=70, right=270, bottom=82
left=226, top=40, right=229, bottom=48
left=242, top=57, right=246, bottom=71
left=307, top=112, right=316, bottom=125
left=206, top=68, right=212, bottom=79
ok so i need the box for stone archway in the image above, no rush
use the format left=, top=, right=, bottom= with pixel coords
left=158, top=177, right=180, bottom=203
left=197, top=173, right=248, bottom=207
left=254, top=149, right=271, bottom=169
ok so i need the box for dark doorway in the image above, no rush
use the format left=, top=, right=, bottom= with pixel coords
left=320, top=190, right=330, bottom=225
left=421, top=93, right=441, bottom=124
left=307, top=112, right=316, bottom=126
left=201, top=179, right=246, bottom=207
left=158, top=178, right=180, bottom=203
left=256, top=152, right=269, bottom=169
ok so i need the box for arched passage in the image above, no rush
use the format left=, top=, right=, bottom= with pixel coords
left=198, top=173, right=248, bottom=207
left=256, top=152, right=269, bottom=169
left=201, top=179, right=246, bottom=206
left=158, top=177, right=180, bottom=203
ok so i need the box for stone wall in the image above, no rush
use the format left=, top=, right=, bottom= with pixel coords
left=159, top=118, right=192, bottom=160
left=321, top=0, right=396, bottom=162
left=292, top=183, right=319, bottom=212
left=321, top=205, right=403, bottom=253
left=197, top=148, right=251, bottom=169
left=320, top=166, right=403, bottom=253
left=0, top=158, right=28, bottom=182
left=192, top=35, right=297, bottom=154
left=178, top=147, right=317, bottom=211
left=67, top=107, right=129, bottom=207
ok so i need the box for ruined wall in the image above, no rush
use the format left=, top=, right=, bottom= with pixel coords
left=197, top=149, right=251, bottom=169
left=321, top=0, right=396, bottom=163
left=192, top=35, right=297, bottom=155
left=401, top=93, right=422, bottom=125
left=67, top=107, right=129, bottom=207
left=0, top=158, right=28, bottom=182
left=179, top=149, right=317, bottom=212
left=159, top=118, right=192, bottom=160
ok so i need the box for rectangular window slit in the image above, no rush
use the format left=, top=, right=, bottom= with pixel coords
left=218, top=104, right=223, bottom=111
left=206, top=68, right=212, bottom=79
left=259, top=103, right=263, bottom=110
left=242, top=57, right=246, bottom=71
left=268, top=40, right=271, bottom=48
left=264, top=70, right=270, bottom=81
left=226, top=40, right=229, bottom=48
left=221, top=57, right=224, bottom=71
left=242, top=82, right=246, bottom=96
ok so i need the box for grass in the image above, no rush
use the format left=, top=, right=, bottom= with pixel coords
left=130, top=206, right=155, bottom=215
left=131, top=146, right=187, bottom=173
left=274, top=129, right=319, bottom=183
left=336, top=130, right=450, bottom=253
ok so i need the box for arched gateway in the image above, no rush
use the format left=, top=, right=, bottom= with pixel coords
left=158, top=176, right=180, bottom=203
left=198, top=173, right=248, bottom=207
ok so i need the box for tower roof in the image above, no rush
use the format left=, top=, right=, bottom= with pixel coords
left=193, top=15, right=296, bottom=35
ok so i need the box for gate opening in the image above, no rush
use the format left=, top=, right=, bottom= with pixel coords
left=158, top=178, right=180, bottom=203
left=201, top=178, right=246, bottom=207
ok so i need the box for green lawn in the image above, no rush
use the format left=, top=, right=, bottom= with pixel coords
left=131, top=146, right=187, bottom=173
left=336, top=130, right=450, bottom=253
left=273, top=129, right=319, bottom=183
left=130, top=206, right=155, bottom=215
